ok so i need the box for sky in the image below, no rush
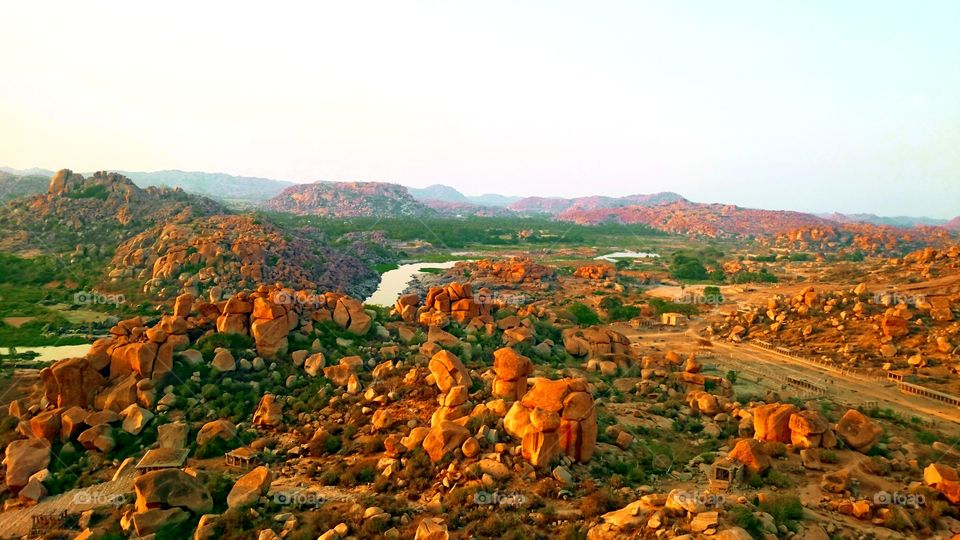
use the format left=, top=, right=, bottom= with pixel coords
left=1, top=1, right=958, bottom=218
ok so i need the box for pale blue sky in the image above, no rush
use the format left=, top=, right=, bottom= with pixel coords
left=1, top=1, right=958, bottom=217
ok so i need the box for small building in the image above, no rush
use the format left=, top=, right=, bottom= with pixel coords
left=661, top=312, right=684, bottom=326
left=135, top=448, right=190, bottom=474
left=225, top=447, right=261, bottom=468
left=709, top=458, right=744, bottom=491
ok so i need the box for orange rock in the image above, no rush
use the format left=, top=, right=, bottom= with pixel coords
left=753, top=403, right=799, bottom=443
left=422, top=421, right=470, bottom=462
left=835, top=409, right=883, bottom=453
left=728, top=438, right=771, bottom=474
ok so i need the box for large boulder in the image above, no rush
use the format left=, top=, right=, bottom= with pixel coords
left=924, top=463, right=960, bottom=504
left=428, top=350, right=472, bottom=394
left=753, top=403, right=799, bottom=443
left=788, top=410, right=830, bottom=449
left=508, top=377, right=597, bottom=466
left=197, top=419, right=237, bottom=446
left=333, top=297, right=372, bottom=335
left=251, top=316, right=288, bottom=359
left=134, top=469, right=213, bottom=514
left=132, top=507, right=190, bottom=537
left=492, top=347, right=533, bottom=401
left=835, top=409, right=882, bottom=453
left=252, top=394, right=282, bottom=428
left=42, top=357, right=105, bottom=409
left=728, top=438, right=771, bottom=474
left=2, top=438, right=51, bottom=491
left=227, top=466, right=273, bottom=508
left=422, top=421, right=470, bottom=462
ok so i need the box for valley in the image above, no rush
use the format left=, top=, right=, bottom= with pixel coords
left=0, top=170, right=957, bottom=539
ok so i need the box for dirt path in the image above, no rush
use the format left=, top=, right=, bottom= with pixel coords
left=710, top=340, right=960, bottom=436
left=0, top=465, right=136, bottom=539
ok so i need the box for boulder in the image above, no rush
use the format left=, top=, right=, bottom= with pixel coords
left=158, top=421, right=189, bottom=449
left=788, top=410, right=829, bottom=449
left=211, top=349, right=236, bottom=372
left=197, top=419, right=237, bottom=446
left=753, top=403, right=798, bottom=443
left=227, top=466, right=273, bottom=508
left=120, top=404, right=155, bottom=435
left=134, top=469, right=213, bottom=514
left=728, top=438, right=771, bottom=474
left=132, top=507, right=190, bottom=537
left=252, top=394, right=282, bottom=428
left=428, top=350, right=471, bottom=394
left=924, top=463, right=960, bottom=504
left=304, top=353, right=326, bottom=377
left=2, top=438, right=51, bottom=491
left=835, top=409, right=882, bottom=453
left=422, top=421, right=470, bottom=462
left=492, top=347, right=533, bottom=401
left=415, top=518, right=449, bottom=540
left=78, top=424, right=115, bottom=452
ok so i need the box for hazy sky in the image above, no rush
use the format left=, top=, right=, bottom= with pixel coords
left=2, top=1, right=958, bottom=218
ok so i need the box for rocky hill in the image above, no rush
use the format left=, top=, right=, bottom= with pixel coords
left=264, top=180, right=432, bottom=217
left=765, top=223, right=954, bottom=255
left=109, top=215, right=379, bottom=300
left=508, top=192, right=686, bottom=214
left=556, top=200, right=832, bottom=237
left=946, top=216, right=960, bottom=232
left=0, top=169, right=224, bottom=255
left=821, top=212, right=949, bottom=228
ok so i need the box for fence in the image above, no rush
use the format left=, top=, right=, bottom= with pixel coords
left=748, top=340, right=960, bottom=409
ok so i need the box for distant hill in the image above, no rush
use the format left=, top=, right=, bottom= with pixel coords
left=508, top=192, right=686, bottom=214
left=820, top=212, right=948, bottom=228
left=1, top=166, right=293, bottom=203
left=408, top=184, right=522, bottom=207
left=558, top=200, right=832, bottom=237
left=0, top=169, right=224, bottom=255
left=945, top=216, right=960, bottom=231
left=264, top=180, right=432, bottom=217
left=116, top=170, right=293, bottom=202
left=408, top=184, right=469, bottom=204
left=0, top=171, right=49, bottom=201
left=0, top=166, right=56, bottom=177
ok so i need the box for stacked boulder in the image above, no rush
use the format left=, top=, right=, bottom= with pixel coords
left=419, top=282, right=493, bottom=325
left=203, top=285, right=373, bottom=357
left=752, top=403, right=841, bottom=450
left=427, top=351, right=472, bottom=427
left=392, top=293, right=420, bottom=323
left=573, top=264, right=616, bottom=280
left=504, top=378, right=597, bottom=467
left=471, top=257, right=553, bottom=283
left=562, top=327, right=631, bottom=359
left=492, top=347, right=533, bottom=401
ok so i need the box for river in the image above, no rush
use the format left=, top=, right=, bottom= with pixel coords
left=365, top=261, right=463, bottom=307
left=595, top=250, right=660, bottom=262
